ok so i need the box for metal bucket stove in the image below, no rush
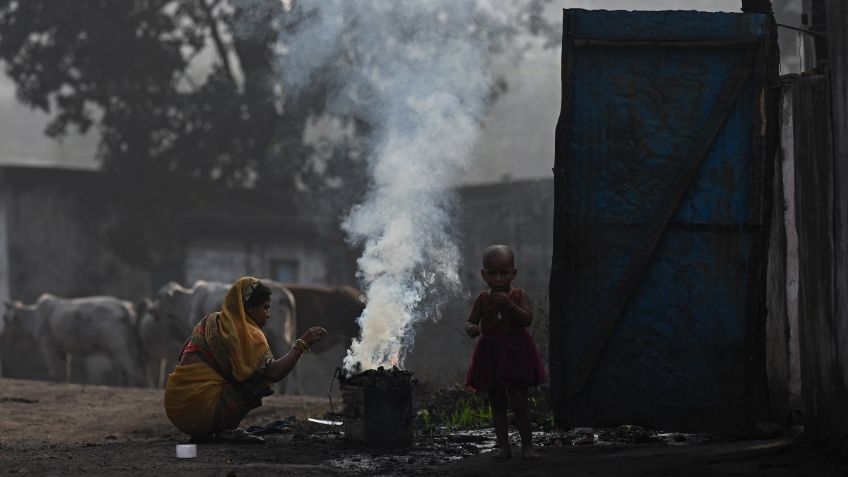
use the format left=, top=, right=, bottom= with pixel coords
left=338, top=366, right=415, bottom=448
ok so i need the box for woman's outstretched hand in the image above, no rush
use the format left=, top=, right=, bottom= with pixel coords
left=301, top=326, right=327, bottom=347
left=266, top=326, right=328, bottom=383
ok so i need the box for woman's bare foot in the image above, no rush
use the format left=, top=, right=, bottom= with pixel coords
left=522, top=446, right=540, bottom=460
left=491, top=446, right=512, bottom=460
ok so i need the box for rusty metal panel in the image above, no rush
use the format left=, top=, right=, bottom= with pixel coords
left=550, top=10, right=770, bottom=430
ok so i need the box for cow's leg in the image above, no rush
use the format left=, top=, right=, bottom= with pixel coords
left=38, top=341, right=64, bottom=382
left=158, top=358, right=168, bottom=389
left=65, top=353, right=72, bottom=383
left=140, top=355, right=170, bottom=388
left=106, top=339, right=144, bottom=387
left=118, top=352, right=142, bottom=387
left=149, top=360, right=160, bottom=388
left=142, top=360, right=155, bottom=388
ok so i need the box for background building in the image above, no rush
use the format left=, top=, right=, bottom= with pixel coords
left=0, top=163, right=554, bottom=388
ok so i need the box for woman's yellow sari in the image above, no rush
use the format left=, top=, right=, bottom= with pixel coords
left=164, top=277, right=274, bottom=438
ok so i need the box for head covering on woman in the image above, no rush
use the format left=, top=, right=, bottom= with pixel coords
left=209, top=276, right=272, bottom=381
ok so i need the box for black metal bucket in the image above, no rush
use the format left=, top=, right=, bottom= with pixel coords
left=338, top=367, right=415, bottom=448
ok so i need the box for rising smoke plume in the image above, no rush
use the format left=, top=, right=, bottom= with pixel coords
left=278, top=1, right=514, bottom=372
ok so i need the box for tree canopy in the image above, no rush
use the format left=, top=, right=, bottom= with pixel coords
left=0, top=0, right=553, bottom=266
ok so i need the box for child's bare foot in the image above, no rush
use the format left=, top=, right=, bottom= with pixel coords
left=522, top=446, right=540, bottom=460
left=491, top=446, right=512, bottom=460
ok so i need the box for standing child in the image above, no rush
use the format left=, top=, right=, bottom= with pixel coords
left=465, top=244, right=546, bottom=460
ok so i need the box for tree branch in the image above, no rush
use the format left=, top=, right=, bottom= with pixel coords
left=198, top=0, right=237, bottom=89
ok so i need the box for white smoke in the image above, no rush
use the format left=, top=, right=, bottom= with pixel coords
left=278, top=1, right=510, bottom=371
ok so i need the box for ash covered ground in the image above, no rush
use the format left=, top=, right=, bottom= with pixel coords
left=0, top=378, right=845, bottom=476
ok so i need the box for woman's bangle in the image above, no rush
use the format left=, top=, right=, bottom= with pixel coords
left=294, top=338, right=310, bottom=354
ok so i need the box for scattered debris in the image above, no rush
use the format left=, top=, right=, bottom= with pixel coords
left=245, top=419, right=291, bottom=436
left=600, top=424, right=654, bottom=444
left=570, top=428, right=597, bottom=445
left=0, top=397, right=39, bottom=404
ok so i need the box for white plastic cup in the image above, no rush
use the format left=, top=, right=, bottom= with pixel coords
left=176, top=444, right=197, bottom=459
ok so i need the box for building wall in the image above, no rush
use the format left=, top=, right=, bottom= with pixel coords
left=774, top=0, right=848, bottom=448
left=457, top=179, right=554, bottom=295
left=184, top=238, right=334, bottom=287
left=792, top=74, right=842, bottom=443
left=405, top=178, right=554, bottom=387
left=0, top=167, right=152, bottom=382
left=1, top=167, right=359, bottom=302
left=825, top=0, right=848, bottom=447
left=4, top=167, right=151, bottom=303
left=0, top=166, right=554, bottom=388
left=0, top=166, right=360, bottom=384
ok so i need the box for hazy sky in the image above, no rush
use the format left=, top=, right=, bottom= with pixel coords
left=0, top=0, right=804, bottom=184
left=465, top=0, right=803, bottom=184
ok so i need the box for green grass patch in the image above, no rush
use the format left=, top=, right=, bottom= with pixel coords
left=443, top=394, right=493, bottom=429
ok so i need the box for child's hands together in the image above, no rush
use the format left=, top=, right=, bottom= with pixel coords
left=491, top=291, right=516, bottom=311
left=465, top=322, right=481, bottom=338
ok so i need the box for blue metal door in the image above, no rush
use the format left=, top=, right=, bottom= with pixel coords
left=550, top=10, right=771, bottom=430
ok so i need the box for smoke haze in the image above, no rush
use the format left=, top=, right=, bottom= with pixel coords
left=278, top=1, right=502, bottom=371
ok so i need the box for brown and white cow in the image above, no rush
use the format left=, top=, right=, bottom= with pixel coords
left=281, top=285, right=365, bottom=396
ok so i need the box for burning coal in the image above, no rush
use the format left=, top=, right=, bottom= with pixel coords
left=278, top=1, right=514, bottom=372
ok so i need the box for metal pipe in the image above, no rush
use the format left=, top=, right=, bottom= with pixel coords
left=777, top=22, right=828, bottom=38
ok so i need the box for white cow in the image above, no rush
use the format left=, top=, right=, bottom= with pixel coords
left=2, top=294, right=143, bottom=386
left=137, top=280, right=296, bottom=389
left=135, top=297, right=187, bottom=388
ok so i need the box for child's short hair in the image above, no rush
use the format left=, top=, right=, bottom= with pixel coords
left=482, top=244, right=515, bottom=266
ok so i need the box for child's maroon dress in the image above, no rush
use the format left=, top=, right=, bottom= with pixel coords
left=465, top=288, right=547, bottom=392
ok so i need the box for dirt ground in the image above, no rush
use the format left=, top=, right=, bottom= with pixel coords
left=1, top=378, right=846, bottom=476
